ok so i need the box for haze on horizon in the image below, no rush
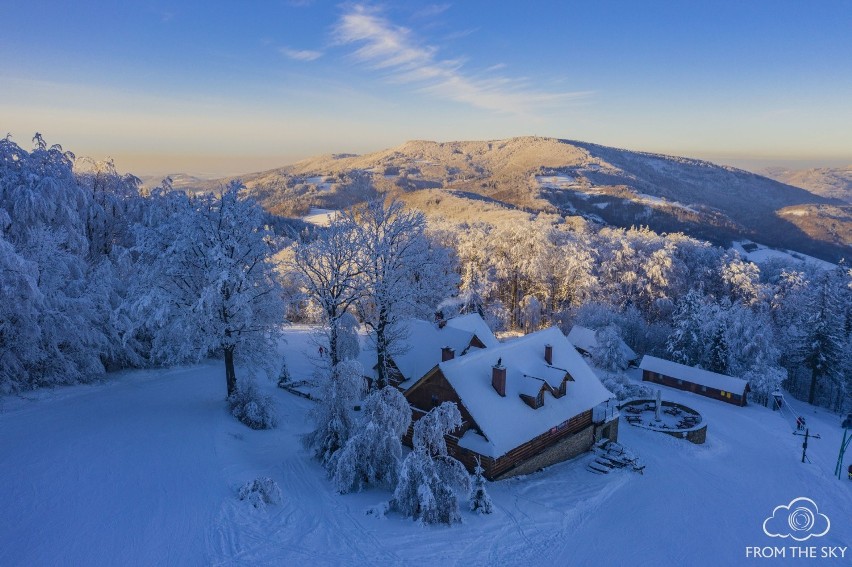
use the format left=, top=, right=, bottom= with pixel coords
left=2, top=1, right=850, bottom=177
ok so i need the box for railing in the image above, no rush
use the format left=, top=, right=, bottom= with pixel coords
left=593, top=399, right=619, bottom=424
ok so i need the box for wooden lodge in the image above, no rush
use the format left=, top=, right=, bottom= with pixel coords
left=639, top=355, right=750, bottom=406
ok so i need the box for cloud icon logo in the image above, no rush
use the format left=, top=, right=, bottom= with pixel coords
left=763, top=497, right=830, bottom=541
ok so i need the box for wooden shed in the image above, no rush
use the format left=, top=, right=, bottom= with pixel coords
left=639, top=355, right=750, bottom=406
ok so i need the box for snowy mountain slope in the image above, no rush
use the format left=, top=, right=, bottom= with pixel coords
left=162, top=137, right=850, bottom=262
left=2, top=327, right=851, bottom=566
left=763, top=166, right=852, bottom=204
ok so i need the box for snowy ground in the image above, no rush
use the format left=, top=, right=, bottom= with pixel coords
left=2, top=328, right=851, bottom=566
left=732, top=240, right=836, bottom=271
left=301, top=208, right=340, bottom=227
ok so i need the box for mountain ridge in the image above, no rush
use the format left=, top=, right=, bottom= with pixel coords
left=141, top=137, right=851, bottom=263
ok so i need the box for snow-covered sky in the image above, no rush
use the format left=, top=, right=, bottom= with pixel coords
left=2, top=1, right=851, bottom=176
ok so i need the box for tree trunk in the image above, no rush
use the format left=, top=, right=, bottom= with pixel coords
left=375, top=312, right=388, bottom=390
left=329, top=313, right=340, bottom=368
left=808, top=368, right=818, bottom=405
left=225, top=346, right=237, bottom=399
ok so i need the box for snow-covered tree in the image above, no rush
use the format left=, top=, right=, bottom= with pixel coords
left=291, top=214, right=364, bottom=368
left=592, top=324, right=628, bottom=372
left=468, top=458, right=493, bottom=515
left=744, top=362, right=786, bottom=407
left=519, top=294, right=543, bottom=333
left=0, top=228, right=42, bottom=392
left=332, top=386, right=411, bottom=493
left=666, top=289, right=714, bottom=366
left=704, top=325, right=730, bottom=375
left=132, top=181, right=285, bottom=398
left=304, top=360, right=365, bottom=472
left=354, top=199, right=458, bottom=388
left=720, top=253, right=764, bottom=306
left=799, top=268, right=848, bottom=404
left=392, top=402, right=470, bottom=525
left=335, top=311, right=361, bottom=362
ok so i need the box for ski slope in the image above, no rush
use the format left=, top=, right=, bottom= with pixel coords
left=1, top=328, right=851, bottom=566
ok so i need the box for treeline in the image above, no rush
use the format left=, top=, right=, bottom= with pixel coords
left=426, top=213, right=852, bottom=411
left=2, top=136, right=850, bottom=414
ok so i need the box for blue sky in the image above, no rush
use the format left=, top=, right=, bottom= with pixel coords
left=1, top=1, right=850, bottom=176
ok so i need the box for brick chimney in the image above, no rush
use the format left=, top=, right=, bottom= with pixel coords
left=441, top=346, right=455, bottom=361
left=492, top=363, right=506, bottom=397
left=544, top=344, right=553, bottom=365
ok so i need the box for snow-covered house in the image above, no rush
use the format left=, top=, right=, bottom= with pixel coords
left=639, top=355, right=750, bottom=406
left=567, top=325, right=639, bottom=368
left=404, top=327, right=617, bottom=480
left=359, top=314, right=499, bottom=389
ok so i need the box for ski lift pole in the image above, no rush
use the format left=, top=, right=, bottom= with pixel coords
left=836, top=414, right=852, bottom=479
left=793, top=428, right=820, bottom=464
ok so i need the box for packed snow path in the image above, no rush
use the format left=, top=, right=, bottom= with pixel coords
left=1, top=340, right=851, bottom=565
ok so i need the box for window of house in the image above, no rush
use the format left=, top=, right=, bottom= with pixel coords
left=701, top=385, right=707, bottom=392
left=431, top=394, right=439, bottom=407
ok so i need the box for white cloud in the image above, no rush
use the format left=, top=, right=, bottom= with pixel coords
left=280, top=47, right=323, bottom=61
left=333, top=4, right=590, bottom=115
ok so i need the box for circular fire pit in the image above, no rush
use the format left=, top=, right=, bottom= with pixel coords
left=619, top=399, right=707, bottom=444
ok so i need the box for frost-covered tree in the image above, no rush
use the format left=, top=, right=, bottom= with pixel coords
left=720, top=253, right=764, bottom=307
left=354, top=199, right=458, bottom=388
left=519, top=295, right=543, bottom=333
left=305, top=360, right=365, bottom=472
left=332, top=386, right=411, bottom=493
left=704, top=325, right=730, bottom=375
left=799, top=268, right=848, bottom=405
left=392, top=402, right=470, bottom=525
left=666, top=289, right=714, bottom=366
left=132, top=181, right=284, bottom=397
left=744, top=362, right=786, bottom=407
left=0, top=228, right=42, bottom=392
left=468, top=458, right=493, bottom=515
left=335, top=311, right=361, bottom=362
left=291, top=214, right=364, bottom=368
left=0, top=135, right=117, bottom=390
left=592, top=324, right=628, bottom=372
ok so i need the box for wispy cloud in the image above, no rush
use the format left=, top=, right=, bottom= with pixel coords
left=280, top=47, right=323, bottom=61
left=333, top=5, right=590, bottom=115
left=412, top=3, right=451, bottom=19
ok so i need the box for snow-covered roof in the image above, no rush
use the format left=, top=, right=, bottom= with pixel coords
left=567, top=325, right=638, bottom=361
left=443, top=313, right=500, bottom=348
left=358, top=314, right=498, bottom=387
left=639, top=355, right=749, bottom=393
left=440, top=327, right=614, bottom=459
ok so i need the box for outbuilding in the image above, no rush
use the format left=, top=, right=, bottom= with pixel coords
left=639, top=355, right=750, bottom=406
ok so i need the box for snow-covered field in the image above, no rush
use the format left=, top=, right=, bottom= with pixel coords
left=732, top=241, right=837, bottom=271
left=2, top=327, right=851, bottom=566
left=301, top=207, right=340, bottom=227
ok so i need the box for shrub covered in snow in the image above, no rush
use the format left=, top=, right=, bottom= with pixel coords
left=468, top=459, right=493, bottom=515
left=392, top=402, right=470, bottom=525
left=333, top=386, right=411, bottom=493
left=304, top=360, right=365, bottom=472
left=600, top=372, right=652, bottom=401
left=238, top=476, right=282, bottom=509
left=228, top=380, right=277, bottom=430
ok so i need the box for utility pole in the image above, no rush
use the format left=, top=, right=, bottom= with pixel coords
left=793, top=428, right=821, bottom=464
left=836, top=414, right=852, bottom=480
